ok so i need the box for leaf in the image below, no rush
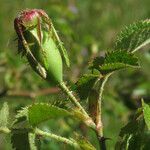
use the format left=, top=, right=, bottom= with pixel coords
left=28, top=103, right=72, bottom=126
left=12, top=106, right=29, bottom=126
left=119, top=118, right=144, bottom=137
left=13, top=103, right=89, bottom=128
left=115, top=108, right=145, bottom=150
left=13, top=103, right=92, bottom=129
left=142, top=100, right=150, bottom=130
left=104, top=50, right=138, bottom=65
left=127, top=134, right=144, bottom=150
left=88, top=56, right=105, bottom=71
left=115, top=19, right=150, bottom=52
left=89, top=50, right=139, bottom=75
left=0, top=102, right=9, bottom=127
left=75, top=74, right=99, bottom=100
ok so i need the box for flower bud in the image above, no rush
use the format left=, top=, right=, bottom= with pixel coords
left=14, top=9, right=65, bottom=84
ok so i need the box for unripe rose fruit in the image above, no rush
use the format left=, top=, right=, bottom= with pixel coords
left=14, top=9, right=64, bottom=85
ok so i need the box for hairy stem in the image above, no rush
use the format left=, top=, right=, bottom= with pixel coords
left=96, top=74, right=111, bottom=150
left=59, top=82, right=96, bottom=129
left=59, top=82, right=89, bottom=118
left=97, top=75, right=109, bottom=136
left=0, top=127, right=80, bottom=149
left=35, top=128, right=80, bottom=149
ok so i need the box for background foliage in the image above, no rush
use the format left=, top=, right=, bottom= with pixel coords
left=0, top=0, right=150, bottom=149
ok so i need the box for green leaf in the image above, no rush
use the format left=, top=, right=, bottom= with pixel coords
left=104, top=50, right=138, bottom=65
left=13, top=103, right=89, bottom=128
left=0, top=102, right=9, bottom=127
left=89, top=50, right=139, bottom=74
left=127, top=134, right=144, bottom=150
left=115, top=20, right=150, bottom=52
left=28, top=103, right=71, bottom=126
left=13, top=106, right=28, bottom=126
left=89, top=56, right=105, bottom=71
left=119, top=119, right=144, bottom=137
left=142, top=100, right=150, bottom=130
left=75, top=74, right=99, bottom=100
left=115, top=108, right=145, bottom=150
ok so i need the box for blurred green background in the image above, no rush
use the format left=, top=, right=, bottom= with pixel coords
left=0, top=0, right=150, bottom=149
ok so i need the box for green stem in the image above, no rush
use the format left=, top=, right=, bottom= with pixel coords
left=35, top=128, right=80, bottom=149
left=59, top=82, right=96, bottom=129
left=97, top=75, right=109, bottom=136
left=0, top=127, right=80, bottom=149
left=96, top=74, right=111, bottom=150
left=59, top=82, right=89, bottom=118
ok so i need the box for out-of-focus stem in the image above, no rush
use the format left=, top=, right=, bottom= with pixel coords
left=0, top=127, right=80, bottom=149
left=35, top=128, right=80, bottom=149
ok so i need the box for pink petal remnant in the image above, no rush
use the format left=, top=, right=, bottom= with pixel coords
left=14, top=9, right=49, bottom=42
left=14, top=9, right=48, bottom=29
left=20, top=9, right=39, bottom=24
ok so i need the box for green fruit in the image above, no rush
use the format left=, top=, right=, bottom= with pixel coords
left=24, top=28, right=63, bottom=84
left=14, top=9, right=65, bottom=85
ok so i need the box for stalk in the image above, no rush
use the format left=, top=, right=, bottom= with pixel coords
left=0, top=127, right=80, bottom=149
left=96, top=73, right=111, bottom=150
left=35, top=128, right=80, bottom=149
left=59, top=82, right=98, bottom=131
left=59, top=82, right=89, bottom=118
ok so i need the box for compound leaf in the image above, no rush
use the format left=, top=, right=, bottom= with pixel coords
left=115, top=20, right=150, bottom=52
left=89, top=50, right=139, bottom=75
